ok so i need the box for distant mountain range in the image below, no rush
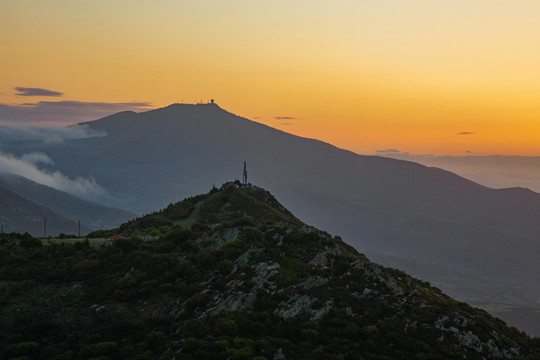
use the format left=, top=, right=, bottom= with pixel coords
left=379, top=153, right=540, bottom=193
left=2, top=102, right=540, bottom=334
left=0, top=173, right=135, bottom=236
left=0, top=185, right=85, bottom=236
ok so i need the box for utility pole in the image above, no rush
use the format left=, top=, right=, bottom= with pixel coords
left=1, top=224, right=3, bottom=234
left=43, top=217, right=47, bottom=238
left=78, top=220, right=81, bottom=238
left=243, top=161, right=248, bottom=187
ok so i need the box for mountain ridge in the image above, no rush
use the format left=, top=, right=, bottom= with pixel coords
left=0, top=185, right=89, bottom=236
left=2, top=182, right=539, bottom=359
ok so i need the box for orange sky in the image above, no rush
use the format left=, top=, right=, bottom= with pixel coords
left=2, top=0, right=540, bottom=156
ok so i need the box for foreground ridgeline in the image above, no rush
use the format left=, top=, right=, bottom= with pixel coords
left=1, top=182, right=539, bottom=359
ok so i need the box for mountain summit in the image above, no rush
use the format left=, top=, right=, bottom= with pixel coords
left=2, top=183, right=539, bottom=359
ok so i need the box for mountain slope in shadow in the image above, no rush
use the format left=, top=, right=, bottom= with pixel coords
left=0, top=173, right=136, bottom=231
left=0, top=185, right=89, bottom=236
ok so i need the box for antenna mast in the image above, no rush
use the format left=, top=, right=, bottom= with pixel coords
left=242, top=161, right=248, bottom=187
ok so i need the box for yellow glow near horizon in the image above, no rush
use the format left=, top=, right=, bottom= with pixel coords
left=2, top=1, right=540, bottom=155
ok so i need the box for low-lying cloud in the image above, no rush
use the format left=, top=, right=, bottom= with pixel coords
left=0, top=123, right=107, bottom=146
left=457, top=131, right=476, bottom=135
left=14, top=87, right=63, bottom=97
left=274, top=116, right=297, bottom=120
left=0, top=100, right=152, bottom=125
left=20, top=152, right=54, bottom=165
left=376, top=149, right=402, bottom=154
left=0, top=151, right=105, bottom=198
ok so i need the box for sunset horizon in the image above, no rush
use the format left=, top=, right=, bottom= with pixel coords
left=4, top=1, right=540, bottom=157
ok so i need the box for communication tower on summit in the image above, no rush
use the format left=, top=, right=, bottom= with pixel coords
left=243, top=161, right=248, bottom=187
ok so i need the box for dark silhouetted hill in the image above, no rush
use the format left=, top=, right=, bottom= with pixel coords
left=1, top=183, right=539, bottom=359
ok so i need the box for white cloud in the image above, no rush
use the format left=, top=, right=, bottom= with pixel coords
left=0, top=123, right=107, bottom=145
left=20, top=152, right=54, bottom=165
left=0, top=100, right=152, bottom=125
left=0, top=151, right=105, bottom=198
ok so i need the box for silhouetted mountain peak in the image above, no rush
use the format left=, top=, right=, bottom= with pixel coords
left=76, top=183, right=540, bottom=358
left=79, top=102, right=244, bottom=136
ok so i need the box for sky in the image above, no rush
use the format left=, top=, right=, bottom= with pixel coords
left=3, top=0, right=540, bottom=156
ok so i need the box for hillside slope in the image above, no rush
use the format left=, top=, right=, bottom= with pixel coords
left=0, top=172, right=135, bottom=230
left=0, top=185, right=89, bottom=236
left=1, top=183, right=539, bottom=359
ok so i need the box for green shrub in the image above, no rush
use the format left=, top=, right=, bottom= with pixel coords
left=1, top=341, right=40, bottom=358
left=79, top=341, right=118, bottom=359
left=217, top=259, right=233, bottom=275
left=215, top=318, right=239, bottom=336
left=19, top=237, right=42, bottom=248
left=232, top=216, right=255, bottom=227
left=72, top=259, right=100, bottom=274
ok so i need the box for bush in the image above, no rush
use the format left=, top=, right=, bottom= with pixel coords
left=19, top=237, right=42, bottom=248
left=1, top=341, right=40, bottom=358
left=231, top=216, right=255, bottom=227
left=191, top=222, right=209, bottom=233
left=146, top=330, right=166, bottom=353
left=72, top=259, right=100, bottom=274
left=217, top=259, right=233, bottom=275
left=79, top=341, right=118, bottom=359
left=162, top=228, right=191, bottom=246
left=215, top=318, right=238, bottom=336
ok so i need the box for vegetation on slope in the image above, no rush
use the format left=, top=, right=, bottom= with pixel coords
left=1, top=182, right=539, bottom=359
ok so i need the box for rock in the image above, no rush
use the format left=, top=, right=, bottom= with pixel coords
left=205, top=291, right=257, bottom=317
left=309, top=252, right=331, bottom=268
left=434, top=315, right=449, bottom=329
left=232, top=248, right=253, bottom=273
left=311, top=300, right=334, bottom=320
left=297, top=276, right=328, bottom=290
left=487, top=339, right=503, bottom=359
left=385, top=277, right=404, bottom=296
left=223, top=228, right=239, bottom=244
left=124, top=267, right=135, bottom=279
left=252, top=262, right=280, bottom=289
left=273, top=347, right=286, bottom=360
left=276, top=294, right=314, bottom=318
